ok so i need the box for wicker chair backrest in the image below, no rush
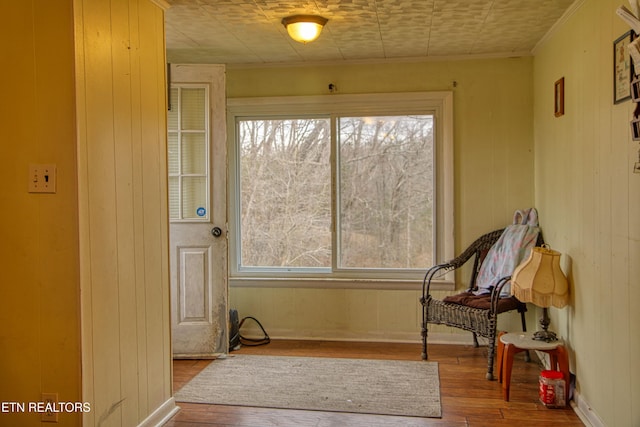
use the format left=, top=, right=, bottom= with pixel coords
left=466, top=230, right=504, bottom=293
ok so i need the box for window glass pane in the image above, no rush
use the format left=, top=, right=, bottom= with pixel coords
left=169, top=177, right=179, bottom=220
left=338, top=115, right=434, bottom=269
left=182, top=177, right=207, bottom=219
left=168, top=84, right=209, bottom=221
left=181, top=133, right=206, bottom=174
left=181, top=88, right=206, bottom=130
left=238, top=118, right=331, bottom=267
left=168, top=133, right=179, bottom=175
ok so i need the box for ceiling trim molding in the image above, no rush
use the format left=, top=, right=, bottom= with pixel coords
left=531, top=0, right=586, bottom=55
left=219, top=51, right=533, bottom=70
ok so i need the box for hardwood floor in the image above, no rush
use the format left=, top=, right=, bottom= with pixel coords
left=166, top=340, right=585, bottom=427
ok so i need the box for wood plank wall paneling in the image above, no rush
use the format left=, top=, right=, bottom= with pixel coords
left=113, top=0, right=142, bottom=422
left=2, top=1, right=82, bottom=426
left=75, top=0, right=172, bottom=425
left=139, top=0, right=172, bottom=411
left=532, top=1, right=640, bottom=425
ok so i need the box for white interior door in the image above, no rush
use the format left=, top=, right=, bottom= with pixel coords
left=168, top=64, right=227, bottom=358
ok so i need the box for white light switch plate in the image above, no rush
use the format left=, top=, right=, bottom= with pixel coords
left=29, top=164, right=57, bottom=193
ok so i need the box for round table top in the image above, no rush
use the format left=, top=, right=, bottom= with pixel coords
left=499, top=332, right=563, bottom=350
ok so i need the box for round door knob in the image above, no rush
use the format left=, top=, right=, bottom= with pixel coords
left=211, top=227, right=223, bottom=237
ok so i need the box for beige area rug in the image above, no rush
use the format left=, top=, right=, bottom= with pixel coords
left=174, top=354, right=441, bottom=418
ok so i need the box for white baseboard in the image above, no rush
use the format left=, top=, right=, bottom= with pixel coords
left=243, top=329, right=476, bottom=345
left=138, top=397, right=180, bottom=427
left=571, top=389, right=604, bottom=427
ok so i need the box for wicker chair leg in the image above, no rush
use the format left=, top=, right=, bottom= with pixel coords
left=421, top=322, right=428, bottom=360
left=472, top=332, right=479, bottom=348
left=486, top=336, right=496, bottom=380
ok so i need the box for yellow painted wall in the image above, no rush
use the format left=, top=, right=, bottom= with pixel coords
left=533, top=1, right=640, bottom=426
left=228, top=57, right=537, bottom=342
left=1, top=1, right=173, bottom=426
left=0, top=1, right=82, bottom=426
left=74, top=0, right=174, bottom=425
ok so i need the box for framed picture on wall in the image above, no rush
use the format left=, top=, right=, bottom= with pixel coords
left=631, top=117, right=640, bottom=140
left=614, top=30, right=634, bottom=104
left=554, top=78, right=565, bottom=117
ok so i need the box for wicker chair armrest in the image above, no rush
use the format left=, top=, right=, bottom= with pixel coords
left=443, top=244, right=484, bottom=270
left=421, top=263, right=455, bottom=297
left=487, top=233, right=546, bottom=312
left=490, top=276, right=511, bottom=313
left=421, top=229, right=505, bottom=301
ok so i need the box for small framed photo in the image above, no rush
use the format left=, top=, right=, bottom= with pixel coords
left=632, top=76, right=640, bottom=101
left=554, top=77, right=564, bottom=117
left=631, top=117, right=640, bottom=141
left=614, top=30, right=634, bottom=104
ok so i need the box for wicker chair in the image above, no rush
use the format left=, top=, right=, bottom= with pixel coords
left=420, top=229, right=535, bottom=380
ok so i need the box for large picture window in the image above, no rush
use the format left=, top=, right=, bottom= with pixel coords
left=228, top=92, right=453, bottom=288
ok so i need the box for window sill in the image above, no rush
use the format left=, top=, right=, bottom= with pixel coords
left=229, top=277, right=454, bottom=291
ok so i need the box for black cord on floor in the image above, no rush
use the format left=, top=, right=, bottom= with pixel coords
left=239, top=316, right=270, bottom=346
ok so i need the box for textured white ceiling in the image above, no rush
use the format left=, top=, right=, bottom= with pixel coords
left=165, top=0, right=575, bottom=65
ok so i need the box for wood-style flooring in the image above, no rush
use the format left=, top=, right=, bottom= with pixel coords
left=166, top=340, right=585, bottom=427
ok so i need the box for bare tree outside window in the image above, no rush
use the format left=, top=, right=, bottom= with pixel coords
left=338, top=116, right=434, bottom=269
left=239, top=118, right=332, bottom=268
left=238, top=114, right=434, bottom=270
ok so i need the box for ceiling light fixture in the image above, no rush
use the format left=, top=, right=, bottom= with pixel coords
left=281, top=15, right=328, bottom=44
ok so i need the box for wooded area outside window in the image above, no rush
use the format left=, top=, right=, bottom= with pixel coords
left=238, top=117, right=332, bottom=268
left=338, top=115, right=434, bottom=269
left=227, top=92, right=454, bottom=288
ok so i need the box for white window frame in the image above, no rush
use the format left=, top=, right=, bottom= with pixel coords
left=227, top=92, right=454, bottom=290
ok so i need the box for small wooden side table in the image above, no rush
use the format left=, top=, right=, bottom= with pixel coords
left=497, top=331, right=570, bottom=403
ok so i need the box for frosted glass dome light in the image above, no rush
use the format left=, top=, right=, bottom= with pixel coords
left=281, top=15, right=328, bottom=44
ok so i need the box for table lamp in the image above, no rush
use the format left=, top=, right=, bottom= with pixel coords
left=511, top=244, right=569, bottom=342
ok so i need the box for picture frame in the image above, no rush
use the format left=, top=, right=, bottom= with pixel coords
left=631, top=116, right=640, bottom=141
left=554, top=77, right=564, bottom=117
left=632, top=75, right=640, bottom=102
left=614, top=30, right=634, bottom=104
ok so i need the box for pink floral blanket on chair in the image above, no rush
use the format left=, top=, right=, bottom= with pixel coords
left=473, top=208, right=540, bottom=297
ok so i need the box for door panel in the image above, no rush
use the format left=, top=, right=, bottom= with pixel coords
left=179, top=246, right=209, bottom=322
left=169, top=64, right=227, bottom=358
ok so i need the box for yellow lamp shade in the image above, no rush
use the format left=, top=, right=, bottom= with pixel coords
left=282, top=15, right=328, bottom=44
left=511, top=245, right=569, bottom=308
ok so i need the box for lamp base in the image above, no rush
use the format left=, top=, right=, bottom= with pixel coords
left=532, top=307, right=559, bottom=342
left=532, top=330, right=558, bottom=342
